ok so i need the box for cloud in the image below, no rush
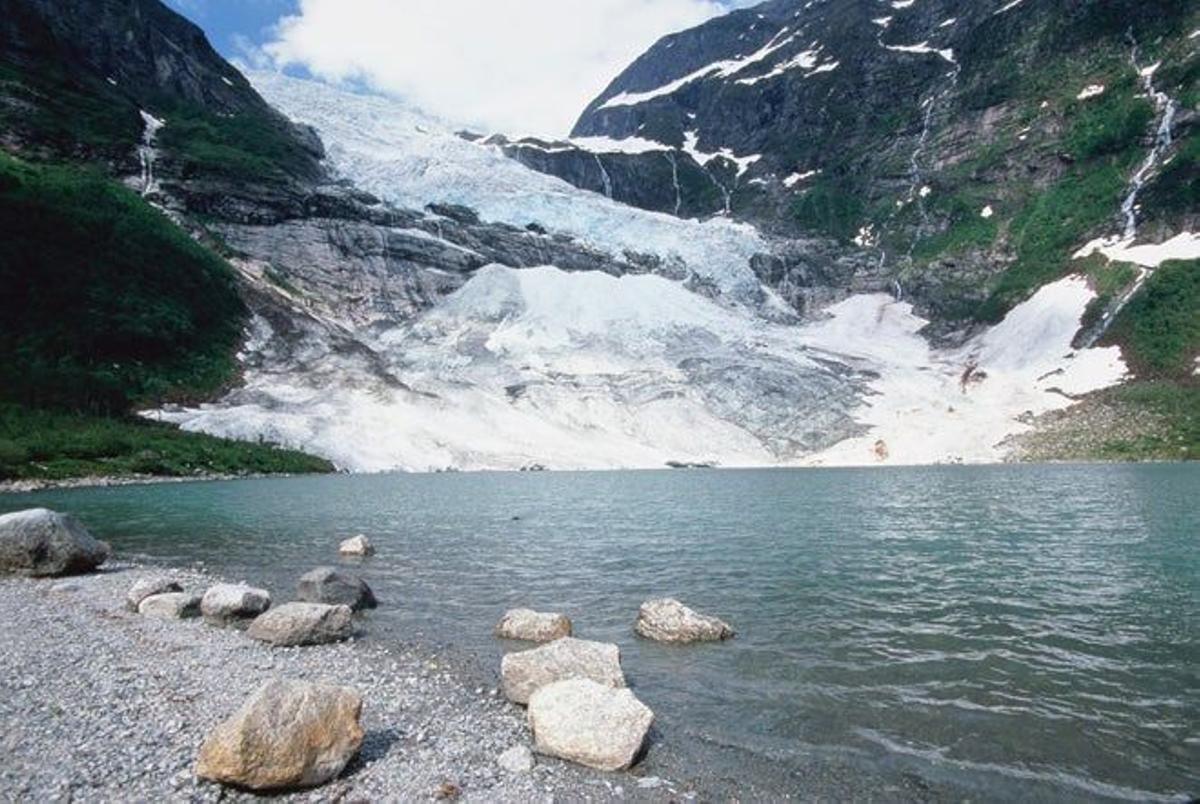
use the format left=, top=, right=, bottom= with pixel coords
left=259, top=0, right=750, bottom=135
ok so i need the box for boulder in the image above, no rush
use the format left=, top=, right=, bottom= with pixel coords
left=138, top=592, right=201, bottom=619
left=496, top=744, right=535, bottom=773
left=200, top=583, right=271, bottom=624
left=495, top=608, right=572, bottom=642
left=338, top=535, right=373, bottom=556
left=527, top=678, right=654, bottom=771
left=247, top=603, right=355, bottom=647
left=634, top=598, right=734, bottom=643
left=297, top=567, right=376, bottom=611
left=195, top=678, right=363, bottom=790
left=0, top=508, right=109, bottom=577
left=500, top=637, right=624, bottom=705
left=126, top=577, right=183, bottom=611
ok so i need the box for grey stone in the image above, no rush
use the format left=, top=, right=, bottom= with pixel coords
left=138, top=592, right=201, bottom=619
left=297, top=567, right=376, bottom=611
left=200, top=583, right=271, bottom=623
left=527, top=678, right=653, bottom=772
left=247, top=602, right=355, bottom=647
left=126, top=577, right=183, bottom=611
left=0, top=509, right=109, bottom=577
left=500, top=637, right=625, bottom=705
left=496, top=744, right=535, bottom=773
left=494, top=608, right=571, bottom=642
left=635, top=598, right=734, bottom=643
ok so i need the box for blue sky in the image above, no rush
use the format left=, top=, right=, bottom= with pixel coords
left=166, top=0, right=757, bottom=134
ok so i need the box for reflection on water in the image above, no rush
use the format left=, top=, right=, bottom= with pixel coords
left=5, top=464, right=1197, bottom=800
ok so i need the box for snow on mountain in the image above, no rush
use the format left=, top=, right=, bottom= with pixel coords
left=155, top=74, right=1130, bottom=471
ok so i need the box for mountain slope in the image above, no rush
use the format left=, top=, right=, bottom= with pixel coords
left=505, top=0, right=1199, bottom=336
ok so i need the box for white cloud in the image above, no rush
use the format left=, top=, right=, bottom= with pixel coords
left=260, top=0, right=752, bottom=135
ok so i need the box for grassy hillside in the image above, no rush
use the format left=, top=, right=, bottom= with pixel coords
left=0, top=151, right=333, bottom=480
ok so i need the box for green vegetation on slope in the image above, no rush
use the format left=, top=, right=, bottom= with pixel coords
left=1097, top=382, right=1199, bottom=461
left=0, top=405, right=333, bottom=481
left=0, top=151, right=333, bottom=480
left=0, top=151, right=245, bottom=413
left=1105, top=260, right=1200, bottom=377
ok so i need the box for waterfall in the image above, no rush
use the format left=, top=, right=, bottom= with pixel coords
left=593, top=154, right=613, bottom=199
left=1079, top=34, right=1180, bottom=348
left=137, top=110, right=165, bottom=197
left=664, top=152, right=683, bottom=216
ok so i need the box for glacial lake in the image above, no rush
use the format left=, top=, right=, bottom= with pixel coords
left=5, top=464, right=1197, bottom=801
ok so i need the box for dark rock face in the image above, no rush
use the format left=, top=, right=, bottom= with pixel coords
left=0, top=508, right=110, bottom=577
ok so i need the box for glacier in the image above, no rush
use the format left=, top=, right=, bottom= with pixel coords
left=154, top=73, right=1128, bottom=471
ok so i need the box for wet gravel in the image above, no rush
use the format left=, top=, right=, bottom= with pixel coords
left=0, top=563, right=690, bottom=802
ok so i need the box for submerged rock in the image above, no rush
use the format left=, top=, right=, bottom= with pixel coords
left=297, top=567, right=376, bottom=611
left=195, top=678, right=363, bottom=791
left=0, top=508, right=109, bottom=577
left=500, top=637, right=624, bottom=705
left=247, top=602, right=355, bottom=647
left=200, top=583, right=271, bottom=624
left=338, top=535, right=374, bottom=556
left=139, top=592, right=201, bottom=619
left=495, top=608, right=572, bottom=642
left=126, top=577, right=183, bottom=611
left=634, top=598, right=734, bottom=643
left=527, top=678, right=653, bottom=771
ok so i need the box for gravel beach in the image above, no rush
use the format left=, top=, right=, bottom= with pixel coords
left=0, top=563, right=684, bottom=802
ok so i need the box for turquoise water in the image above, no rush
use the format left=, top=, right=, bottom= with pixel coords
left=5, top=465, right=1197, bottom=800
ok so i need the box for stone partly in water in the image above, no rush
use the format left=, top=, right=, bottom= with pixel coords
left=0, top=508, right=110, bottom=577
left=634, top=598, right=734, bottom=643
left=126, top=577, right=183, bottom=611
left=247, top=602, right=355, bottom=647
left=296, top=567, right=377, bottom=611
left=195, top=678, right=364, bottom=791
left=200, top=583, right=272, bottom=624
left=338, top=535, right=374, bottom=556
left=500, top=637, right=625, bottom=705
left=495, top=608, right=572, bottom=642
left=138, top=592, right=202, bottom=619
left=527, top=678, right=654, bottom=771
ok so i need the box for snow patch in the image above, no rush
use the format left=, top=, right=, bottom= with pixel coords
left=783, top=169, right=820, bottom=188
left=1077, top=84, right=1106, bottom=100
left=981, top=205, right=994, bottom=219
left=1073, top=232, right=1200, bottom=268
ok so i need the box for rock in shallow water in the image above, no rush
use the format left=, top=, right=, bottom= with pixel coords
left=195, top=678, right=364, bottom=791
left=247, top=602, right=355, bottom=647
left=338, top=535, right=374, bottom=556
left=634, top=598, right=734, bottom=643
left=0, top=508, right=109, bottom=577
left=200, top=583, right=271, bottom=624
left=297, top=567, right=376, bottom=611
left=527, top=678, right=653, bottom=771
left=139, top=592, right=201, bottom=619
left=495, top=608, right=572, bottom=642
left=126, top=577, right=183, bottom=611
left=501, top=637, right=624, bottom=705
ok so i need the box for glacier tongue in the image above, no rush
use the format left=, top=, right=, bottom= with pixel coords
left=250, top=71, right=769, bottom=305
left=156, top=74, right=1128, bottom=471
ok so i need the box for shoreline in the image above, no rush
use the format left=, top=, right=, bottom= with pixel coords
left=0, top=561, right=681, bottom=801
left=2, top=455, right=1188, bottom=495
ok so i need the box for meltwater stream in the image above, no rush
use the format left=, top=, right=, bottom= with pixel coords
left=5, top=465, right=1197, bottom=800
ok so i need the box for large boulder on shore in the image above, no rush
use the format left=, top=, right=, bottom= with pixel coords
left=0, top=508, right=109, bottom=577
left=501, top=637, right=625, bottom=705
left=195, top=678, right=364, bottom=791
left=126, top=577, right=183, bottom=611
left=139, top=592, right=201, bottom=619
left=495, top=608, right=572, bottom=642
left=247, top=602, right=355, bottom=647
left=528, top=678, right=654, bottom=771
left=634, top=598, right=734, bottom=643
left=297, top=567, right=376, bottom=611
left=201, top=583, right=271, bottom=624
